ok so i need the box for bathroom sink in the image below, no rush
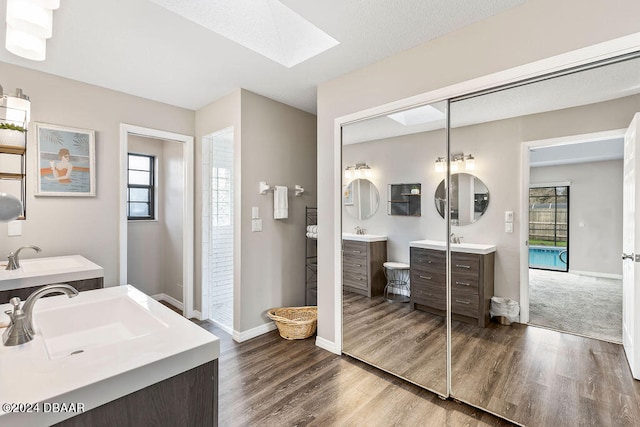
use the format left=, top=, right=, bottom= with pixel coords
left=342, top=232, right=387, bottom=242
left=0, top=255, right=103, bottom=291
left=409, top=239, right=496, bottom=254
left=35, top=294, right=168, bottom=360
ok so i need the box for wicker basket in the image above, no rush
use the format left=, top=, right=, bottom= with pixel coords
left=267, top=306, right=317, bottom=340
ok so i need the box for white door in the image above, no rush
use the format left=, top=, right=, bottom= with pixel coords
left=623, top=113, right=640, bottom=379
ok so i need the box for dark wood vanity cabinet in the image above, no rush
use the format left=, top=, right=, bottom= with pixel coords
left=0, top=277, right=104, bottom=304
left=410, top=247, right=494, bottom=327
left=342, top=239, right=387, bottom=297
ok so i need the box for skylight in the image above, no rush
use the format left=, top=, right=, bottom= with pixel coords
left=148, top=0, right=339, bottom=68
left=387, top=105, right=445, bottom=126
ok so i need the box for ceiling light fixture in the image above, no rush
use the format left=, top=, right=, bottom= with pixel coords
left=5, top=0, right=60, bottom=61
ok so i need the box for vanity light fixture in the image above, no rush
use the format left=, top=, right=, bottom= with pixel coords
left=434, top=154, right=476, bottom=172
left=5, top=0, right=61, bottom=61
left=344, top=163, right=372, bottom=179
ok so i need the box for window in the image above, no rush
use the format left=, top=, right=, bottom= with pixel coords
left=529, top=186, right=569, bottom=271
left=127, top=153, right=155, bottom=220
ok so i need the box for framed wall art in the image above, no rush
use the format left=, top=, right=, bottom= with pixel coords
left=35, top=123, right=96, bottom=196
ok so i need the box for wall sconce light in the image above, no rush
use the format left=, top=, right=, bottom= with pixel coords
left=5, top=0, right=61, bottom=61
left=344, top=163, right=372, bottom=179
left=434, top=154, right=476, bottom=172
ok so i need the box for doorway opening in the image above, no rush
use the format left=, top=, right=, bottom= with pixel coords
left=524, top=133, right=624, bottom=343
left=119, top=124, right=194, bottom=318
left=202, top=127, right=234, bottom=334
left=528, top=185, right=569, bottom=272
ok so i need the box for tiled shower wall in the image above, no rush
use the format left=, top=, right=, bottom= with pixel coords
left=202, top=129, right=234, bottom=332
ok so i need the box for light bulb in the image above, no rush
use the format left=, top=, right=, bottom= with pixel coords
left=465, top=155, right=475, bottom=171
left=364, top=167, right=372, bottom=178
left=434, top=159, right=445, bottom=173
left=344, top=168, right=352, bottom=179
left=6, top=0, right=53, bottom=39
left=5, top=25, right=46, bottom=61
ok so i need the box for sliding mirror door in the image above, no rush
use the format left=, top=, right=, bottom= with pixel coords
left=449, top=54, right=640, bottom=425
left=341, top=101, right=449, bottom=396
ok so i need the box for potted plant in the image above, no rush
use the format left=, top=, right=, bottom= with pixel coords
left=0, top=122, right=26, bottom=147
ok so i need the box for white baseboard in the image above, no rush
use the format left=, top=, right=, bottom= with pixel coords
left=232, top=322, right=277, bottom=343
left=569, top=269, right=623, bottom=280
left=151, top=293, right=184, bottom=310
left=315, top=336, right=340, bottom=355
left=207, top=318, right=233, bottom=336
left=192, top=310, right=203, bottom=321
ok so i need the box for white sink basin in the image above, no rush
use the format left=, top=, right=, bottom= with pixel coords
left=0, top=255, right=103, bottom=291
left=342, top=232, right=387, bottom=242
left=35, top=295, right=168, bottom=360
left=410, top=239, right=496, bottom=254
left=0, top=285, right=219, bottom=426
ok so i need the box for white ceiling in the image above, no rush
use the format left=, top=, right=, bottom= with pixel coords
left=0, top=0, right=526, bottom=112
left=342, top=55, right=640, bottom=165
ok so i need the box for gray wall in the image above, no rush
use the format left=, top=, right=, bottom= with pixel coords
left=318, top=0, right=640, bottom=342
left=530, top=159, right=623, bottom=277
left=196, top=89, right=317, bottom=333
left=0, top=62, right=194, bottom=287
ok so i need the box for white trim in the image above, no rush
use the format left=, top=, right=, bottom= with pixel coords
left=521, top=128, right=627, bottom=324
left=151, top=293, right=184, bottom=310
left=232, top=322, right=277, bottom=343
left=119, top=124, right=195, bottom=319
left=192, top=310, right=203, bottom=321
left=316, top=336, right=340, bottom=355
left=332, top=33, right=640, bottom=355
left=208, top=318, right=233, bottom=335
left=568, top=269, right=623, bottom=280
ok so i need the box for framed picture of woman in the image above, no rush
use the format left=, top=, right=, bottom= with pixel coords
left=35, top=123, right=96, bottom=196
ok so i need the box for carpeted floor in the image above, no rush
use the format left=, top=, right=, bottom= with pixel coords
left=528, top=268, right=622, bottom=343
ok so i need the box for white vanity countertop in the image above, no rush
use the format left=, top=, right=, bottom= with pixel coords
left=0, top=255, right=104, bottom=291
left=410, top=239, right=496, bottom=255
left=342, top=232, right=388, bottom=242
left=0, top=285, right=219, bottom=426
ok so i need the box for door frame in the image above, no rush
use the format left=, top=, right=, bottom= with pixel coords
left=519, top=129, right=625, bottom=323
left=119, top=123, right=195, bottom=318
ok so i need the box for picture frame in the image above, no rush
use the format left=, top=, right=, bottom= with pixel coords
left=35, top=123, right=96, bottom=197
left=343, top=181, right=354, bottom=206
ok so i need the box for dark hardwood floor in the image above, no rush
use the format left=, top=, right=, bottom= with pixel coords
left=342, top=292, right=640, bottom=427
left=193, top=319, right=512, bottom=426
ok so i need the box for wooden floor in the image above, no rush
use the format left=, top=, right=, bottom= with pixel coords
left=343, top=292, right=640, bottom=426
left=194, top=319, right=512, bottom=427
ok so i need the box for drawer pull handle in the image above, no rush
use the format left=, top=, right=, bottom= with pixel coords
left=455, top=264, right=471, bottom=269
left=420, top=292, right=434, bottom=297
left=353, top=264, right=362, bottom=267
left=455, top=299, right=471, bottom=305
left=419, top=275, right=432, bottom=280
left=455, top=281, right=470, bottom=286
left=351, top=250, right=362, bottom=254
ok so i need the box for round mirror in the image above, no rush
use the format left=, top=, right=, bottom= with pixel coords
left=434, top=173, right=489, bottom=225
left=0, top=193, right=23, bottom=222
left=343, top=178, right=380, bottom=220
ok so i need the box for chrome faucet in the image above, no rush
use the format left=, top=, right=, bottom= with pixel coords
left=354, top=226, right=366, bottom=235
left=6, top=245, right=41, bottom=270
left=450, top=233, right=462, bottom=244
left=2, top=284, right=78, bottom=346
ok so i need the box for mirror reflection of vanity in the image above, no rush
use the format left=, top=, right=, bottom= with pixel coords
left=340, top=53, right=640, bottom=426
left=435, top=173, right=489, bottom=225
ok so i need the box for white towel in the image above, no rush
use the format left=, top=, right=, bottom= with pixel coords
left=274, top=186, right=288, bottom=219
left=306, top=225, right=318, bottom=233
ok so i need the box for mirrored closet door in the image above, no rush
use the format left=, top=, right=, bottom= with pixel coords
left=340, top=51, right=640, bottom=426
left=448, top=53, right=640, bottom=426
left=341, top=100, right=449, bottom=396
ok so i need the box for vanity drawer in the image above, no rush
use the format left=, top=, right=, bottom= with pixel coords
left=451, top=275, right=479, bottom=295
left=342, top=258, right=368, bottom=276
left=452, top=291, right=479, bottom=318
left=343, top=271, right=369, bottom=291
left=412, top=283, right=446, bottom=311
left=343, top=240, right=368, bottom=259
left=410, top=248, right=446, bottom=270
left=451, top=253, right=480, bottom=276
left=411, top=270, right=444, bottom=288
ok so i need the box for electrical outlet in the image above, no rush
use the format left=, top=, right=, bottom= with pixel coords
left=252, top=219, right=263, bottom=232
left=504, top=211, right=514, bottom=222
